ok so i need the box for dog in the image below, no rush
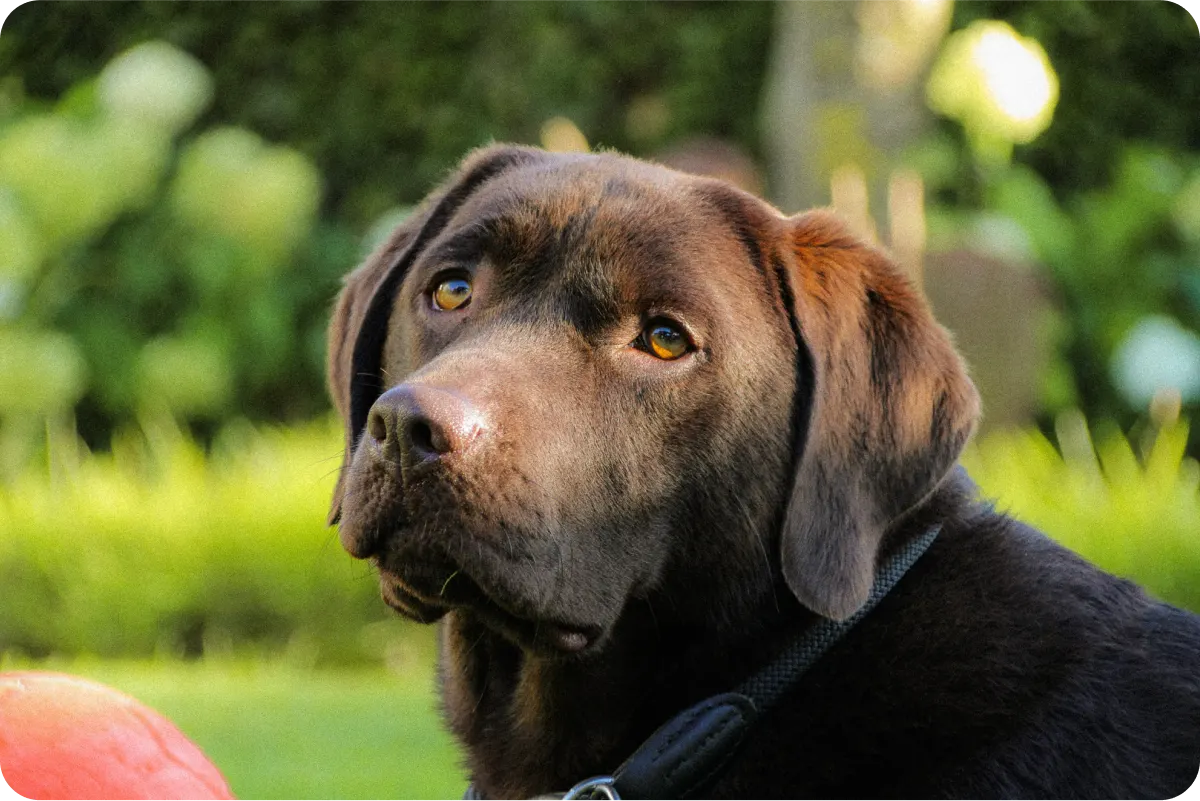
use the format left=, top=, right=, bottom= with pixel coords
left=327, top=145, right=1200, bottom=799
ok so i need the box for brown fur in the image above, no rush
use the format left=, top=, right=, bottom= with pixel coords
left=325, top=145, right=1200, bottom=799
left=780, top=210, right=979, bottom=619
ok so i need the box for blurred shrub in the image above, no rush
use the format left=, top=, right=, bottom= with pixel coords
left=0, top=40, right=358, bottom=462
left=1, top=415, right=1196, bottom=664
left=0, top=114, right=167, bottom=245
left=136, top=334, right=233, bottom=418
left=96, top=40, right=213, bottom=135
left=963, top=415, right=1200, bottom=613
left=945, top=148, right=1200, bottom=440
left=0, top=417, right=407, bottom=664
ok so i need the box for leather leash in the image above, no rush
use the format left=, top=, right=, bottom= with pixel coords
left=467, top=525, right=941, bottom=800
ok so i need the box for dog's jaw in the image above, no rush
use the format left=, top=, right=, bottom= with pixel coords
left=373, top=535, right=614, bottom=657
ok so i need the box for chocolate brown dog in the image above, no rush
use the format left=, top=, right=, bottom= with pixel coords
left=328, top=145, right=1200, bottom=798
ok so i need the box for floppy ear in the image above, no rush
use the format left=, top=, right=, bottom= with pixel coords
left=325, top=217, right=419, bottom=525
left=775, top=210, right=980, bottom=620
left=325, top=144, right=547, bottom=525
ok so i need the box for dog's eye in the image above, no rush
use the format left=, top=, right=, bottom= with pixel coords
left=432, top=277, right=472, bottom=311
left=642, top=320, right=691, bottom=360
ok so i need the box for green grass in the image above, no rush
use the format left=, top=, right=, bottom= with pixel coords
left=1, top=655, right=466, bottom=800
left=964, top=414, right=1200, bottom=612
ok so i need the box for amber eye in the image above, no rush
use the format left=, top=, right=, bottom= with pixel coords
left=644, top=321, right=691, bottom=360
left=432, top=277, right=472, bottom=311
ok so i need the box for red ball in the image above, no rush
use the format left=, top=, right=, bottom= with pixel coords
left=0, top=671, right=234, bottom=800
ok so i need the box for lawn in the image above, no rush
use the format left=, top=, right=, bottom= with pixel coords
left=1, top=657, right=466, bottom=800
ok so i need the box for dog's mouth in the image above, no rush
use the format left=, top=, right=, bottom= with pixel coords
left=377, top=555, right=602, bottom=656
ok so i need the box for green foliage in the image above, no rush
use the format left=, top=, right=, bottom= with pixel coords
left=963, top=416, right=1200, bottom=612
left=0, top=417, right=408, bottom=663
left=0, top=2, right=774, bottom=229
left=923, top=136, right=1200, bottom=449
left=969, top=148, right=1200, bottom=444
left=171, top=127, right=320, bottom=267
left=0, top=42, right=358, bottom=456
left=95, top=41, right=213, bottom=136
left=0, top=328, right=87, bottom=415
left=0, top=4, right=773, bottom=453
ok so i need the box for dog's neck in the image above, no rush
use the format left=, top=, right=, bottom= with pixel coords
left=438, top=478, right=975, bottom=799
left=439, top=586, right=806, bottom=798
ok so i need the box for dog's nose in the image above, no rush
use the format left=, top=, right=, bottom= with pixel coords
left=366, top=384, right=488, bottom=466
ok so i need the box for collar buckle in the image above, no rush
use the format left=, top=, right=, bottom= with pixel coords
left=561, top=776, right=620, bottom=800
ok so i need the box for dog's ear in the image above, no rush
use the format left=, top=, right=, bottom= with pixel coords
left=325, top=144, right=547, bottom=525
left=775, top=209, right=980, bottom=620
left=325, top=218, right=416, bottom=525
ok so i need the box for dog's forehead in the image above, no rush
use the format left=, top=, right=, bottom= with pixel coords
left=465, top=154, right=700, bottom=225
left=421, top=155, right=760, bottom=306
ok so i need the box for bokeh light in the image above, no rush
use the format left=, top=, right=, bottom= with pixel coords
left=539, top=117, right=589, bottom=153
left=97, top=41, right=214, bottom=136
left=1111, top=315, right=1200, bottom=407
left=927, top=20, right=1059, bottom=161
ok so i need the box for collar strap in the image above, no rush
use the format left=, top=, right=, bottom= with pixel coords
left=470, top=525, right=941, bottom=801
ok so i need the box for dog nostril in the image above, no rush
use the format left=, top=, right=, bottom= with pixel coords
left=408, top=419, right=450, bottom=456
left=367, top=409, right=388, bottom=444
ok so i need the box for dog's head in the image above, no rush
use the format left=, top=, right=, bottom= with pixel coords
left=327, top=145, right=978, bottom=655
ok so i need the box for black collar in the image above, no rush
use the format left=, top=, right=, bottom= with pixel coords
left=468, top=525, right=941, bottom=801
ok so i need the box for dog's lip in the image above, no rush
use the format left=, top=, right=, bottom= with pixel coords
left=380, top=579, right=447, bottom=623
left=379, top=560, right=602, bottom=655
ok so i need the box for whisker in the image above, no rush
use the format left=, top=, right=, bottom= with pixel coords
left=316, top=465, right=345, bottom=483
left=307, top=451, right=346, bottom=467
